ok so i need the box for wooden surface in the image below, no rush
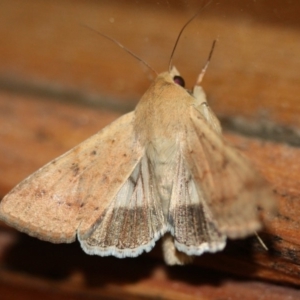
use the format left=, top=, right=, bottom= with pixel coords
left=1, top=0, right=300, bottom=299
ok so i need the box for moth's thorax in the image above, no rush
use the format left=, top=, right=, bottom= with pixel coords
left=134, top=72, right=195, bottom=217
left=134, top=73, right=194, bottom=145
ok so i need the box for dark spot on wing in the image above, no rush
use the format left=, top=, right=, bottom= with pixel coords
left=71, top=163, right=80, bottom=176
left=101, top=175, right=108, bottom=184
left=91, top=150, right=97, bottom=156
left=34, top=189, right=47, bottom=199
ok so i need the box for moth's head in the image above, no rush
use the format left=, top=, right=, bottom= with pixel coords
left=158, top=66, right=198, bottom=96
left=158, top=66, right=187, bottom=89
left=169, top=66, right=185, bottom=88
left=156, top=66, right=209, bottom=110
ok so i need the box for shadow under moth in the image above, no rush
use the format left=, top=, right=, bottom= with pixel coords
left=0, top=14, right=276, bottom=265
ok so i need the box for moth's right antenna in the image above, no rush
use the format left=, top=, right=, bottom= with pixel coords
left=168, top=0, right=212, bottom=73
left=195, top=39, right=216, bottom=85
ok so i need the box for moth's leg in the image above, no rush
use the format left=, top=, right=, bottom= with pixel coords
left=162, top=233, right=194, bottom=265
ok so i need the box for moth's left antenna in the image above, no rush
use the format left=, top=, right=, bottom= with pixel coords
left=82, top=25, right=158, bottom=76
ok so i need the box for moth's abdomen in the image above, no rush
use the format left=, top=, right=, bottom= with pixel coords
left=146, top=138, right=178, bottom=217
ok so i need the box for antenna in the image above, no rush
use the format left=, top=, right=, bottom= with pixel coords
left=195, top=39, right=216, bottom=85
left=82, top=24, right=157, bottom=76
left=168, top=0, right=212, bottom=72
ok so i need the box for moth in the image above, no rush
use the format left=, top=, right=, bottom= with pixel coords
left=0, top=19, right=275, bottom=266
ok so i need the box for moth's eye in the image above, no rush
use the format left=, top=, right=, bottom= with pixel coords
left=173, top=75, right=185, bottom=87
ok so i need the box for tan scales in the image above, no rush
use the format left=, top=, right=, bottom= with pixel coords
left=0, top=65, right=275, bottom=265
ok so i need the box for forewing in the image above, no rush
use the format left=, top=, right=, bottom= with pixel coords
left=183, top=107, right=275, bottom=238
left=0, top=112, right=144, bottom=243
left=168, top=151, right=226, bottom=256
left=79, top=155, right=167, bottom=258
